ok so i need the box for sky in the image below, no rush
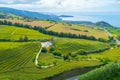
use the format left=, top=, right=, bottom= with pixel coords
left=0, top=0, right=120, bottom=13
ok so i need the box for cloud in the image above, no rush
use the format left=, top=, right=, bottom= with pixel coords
left=0, top=0, right=39, bottom=4
left=0, top=0, right=120, bottom=12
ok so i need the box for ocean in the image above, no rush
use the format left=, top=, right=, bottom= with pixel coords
left=58, top=13, right=120, bottom=27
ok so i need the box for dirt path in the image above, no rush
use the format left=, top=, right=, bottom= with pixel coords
left=35, top=41, right=54, bottom=67
left=35, top=44, right=42, bottom=66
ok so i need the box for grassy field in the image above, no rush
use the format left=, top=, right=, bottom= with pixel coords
left=48, top=23, right=109, bottom=39
left=54, top=38, right=110, bottom=54
left=0, top=25, right=52, bottom=41
left=87, top=47, right=120, bottom=61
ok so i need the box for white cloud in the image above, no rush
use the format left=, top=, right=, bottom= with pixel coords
left=0, top=0, right=120, bottom=12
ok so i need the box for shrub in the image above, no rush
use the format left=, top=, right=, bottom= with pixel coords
left=19, top=36, right=23, bottom=42
left=41, top=47, right=47, bottom=53
left=24, top=35, right=28, bottom=42
left=63, top=54, right=69, bottom=61
left=83, top=30, right=89, bottom=32
left=52, top=50, right=62, bottom=57
left=99, top=57, right=111, bottom=64
left=53, top=60, right=57, bottom=66
left=76, top=49, right=86, bottom=55
left=50, top=47, right=55, bottom=52
left=71, top=52, right=77, bottom=58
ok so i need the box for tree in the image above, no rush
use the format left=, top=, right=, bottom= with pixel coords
left=41, top=47, right=47, bottom=53
left=63, top=54, right=69, bottom=61
left=19, top=36, right=23, bottom=42
left=24, top=35, right=28, bottom=42
left=53, top=60, right=57, bottom=66
left=50, top=47, right=55, bottom=52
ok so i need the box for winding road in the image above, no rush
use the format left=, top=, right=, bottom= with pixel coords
left=35, top=41, right=54, bottom=68
left=104, top=28, right=120, bottom=45
left=35, top=45, right=42, bottom=66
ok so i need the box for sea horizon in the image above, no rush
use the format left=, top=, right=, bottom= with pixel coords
left=55, top=12, right=120, bottom=27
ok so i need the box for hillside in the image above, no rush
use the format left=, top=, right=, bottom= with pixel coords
left=0, top=24, right=111, bottom=80
left=0, top=12, right=23, bottom=19
left=0, top=7, right=61, bottom=21
left=0, top=19, right=109, bottom=40
left=0, top=25, right=52, bottom=41
left=0, top=7, right=119, bottom=80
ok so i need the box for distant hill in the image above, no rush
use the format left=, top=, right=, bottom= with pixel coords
left=95, top=21, right=113, bottom=27
left=0, top=7, right=61, bottom=21
left=63, top=20, right=113, bottom=27
left=59, top=15, right=74, bottom=17
left=0, top=12, right=23, bottom=19
left=63, top=20, right=94, bottom=26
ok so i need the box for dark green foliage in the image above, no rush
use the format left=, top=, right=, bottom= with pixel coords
left=83, top=30, right=89, bottom=32
left=50, top=47, right=55, bottom=52
left=24, top=35, right=28, bottom=42
left=118, top=36, right=120, bottom=40
left=19, top=36, right=23, bottom=42
left=99, top=57, right=111, bottom=64
left=63, top=54, right=69, bottom=61
left=98, top=38, right=108, bottom=42
left=19, top=36, right=28, bottom=42
left=52, top=50, right=62, bottom=57
left=41, top=47, right=47, bottom=53
left=70, top=28, right=81, bottom=31
left=79, top=61, right=120, bottom=80
left=53, top=60, right=57, bottom=66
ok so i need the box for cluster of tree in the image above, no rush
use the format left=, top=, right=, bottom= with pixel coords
left=19, top=35, right=28, bottom=42
left=0, top=20, right=31, bottom=28
left=118, top=35, right=120, bottom=40
left=33, top=26, right=99, bottom=41
left=62, top=48, right=109, bottom=61
left=63, top=49, right=86, bottom=61
left=41, top=45, right=110, bottom=61
left=0, top=39, right=10, bottom=42
left=0, top=20, right=109, bottom=42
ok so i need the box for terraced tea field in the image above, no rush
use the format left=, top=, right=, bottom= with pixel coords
left=54, top=38, right=110, bottom=54
left=0, top=42, right=40, bottom=73
left=0, top=25, right=52, bottom=41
